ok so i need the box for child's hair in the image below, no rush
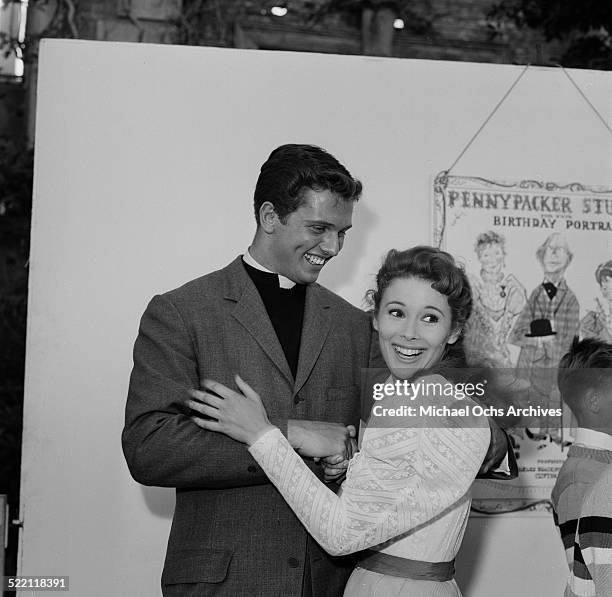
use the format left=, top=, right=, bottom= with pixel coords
left=557, top=336, right=612, bottom=413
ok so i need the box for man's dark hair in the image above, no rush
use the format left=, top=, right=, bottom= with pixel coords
left=253, top=144, right=362, bottom=224
left=557, top=336, right=612, bottom=409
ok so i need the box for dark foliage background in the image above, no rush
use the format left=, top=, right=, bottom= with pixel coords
left=0, top=137, right=32, bottom=574
left=489, top=0, right=612, bottom=69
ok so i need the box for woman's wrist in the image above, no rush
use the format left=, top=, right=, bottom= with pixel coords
left=247, top=424, right=278, bottom=447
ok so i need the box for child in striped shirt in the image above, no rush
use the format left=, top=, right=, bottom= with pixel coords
left=551, top=337, right=612, bottom=570
left=565, top=463, right=612, bottom=596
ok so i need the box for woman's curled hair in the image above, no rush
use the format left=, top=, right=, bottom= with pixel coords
left=367, top=246, right=472, bottom=328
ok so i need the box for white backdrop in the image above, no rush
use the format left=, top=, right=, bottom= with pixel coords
left=22, top=39, right=612, bottom=596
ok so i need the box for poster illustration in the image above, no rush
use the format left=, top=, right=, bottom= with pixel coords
left=433, top=173, right=612, bottom=514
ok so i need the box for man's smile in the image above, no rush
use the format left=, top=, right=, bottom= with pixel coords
left=304, top=252, right=327, bottom=266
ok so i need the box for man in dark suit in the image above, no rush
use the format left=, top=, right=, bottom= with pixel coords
left=123, top=144, right=514, bottom=596
left=122, top=144, right=376, bottom=596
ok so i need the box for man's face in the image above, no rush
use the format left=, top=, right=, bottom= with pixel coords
left=268, top=188, right=353, bottom=285
left=542, top=239, right=570, bottom=275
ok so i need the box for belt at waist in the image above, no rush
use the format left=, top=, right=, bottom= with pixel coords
left=357, top=550, right=455, bottom=581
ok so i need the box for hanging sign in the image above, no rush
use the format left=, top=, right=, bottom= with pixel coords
left=433, top=173, right=612, bottom=514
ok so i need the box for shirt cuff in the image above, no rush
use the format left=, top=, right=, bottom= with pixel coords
left=248, top=426, right=281, bottom=452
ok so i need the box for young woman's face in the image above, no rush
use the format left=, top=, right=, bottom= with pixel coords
left=374, top=276, right=460, bottom=380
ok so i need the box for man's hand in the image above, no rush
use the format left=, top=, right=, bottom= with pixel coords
left=320, top=451, right=354, bottom=483
left=287, top=420, right=356, bottom=459
left=477, top=418, right=514, bottom=478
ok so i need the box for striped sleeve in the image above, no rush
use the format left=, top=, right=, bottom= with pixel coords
left=560, top=516, right=580, bottom=569
left=553, top=504, right=579, bottom=569
left=577, top=516, right=612, bottom=595
left=565, top=468, right=612, bottom=597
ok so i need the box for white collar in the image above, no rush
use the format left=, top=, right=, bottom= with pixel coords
left=574, top=427, right=612, bottom=451
left=243, top=248, right=296, bottom=289
left=543, top=277, right=566, bottom=288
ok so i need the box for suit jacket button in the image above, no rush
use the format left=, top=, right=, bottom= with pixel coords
left=293, top=394, right=301, bottom=405
left=247, top=465, right=257, bottom=473
left=287, top=557, right=300, bottom=568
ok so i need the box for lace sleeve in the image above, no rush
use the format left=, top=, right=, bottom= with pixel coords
left=248, top=389, right=489, bottom=556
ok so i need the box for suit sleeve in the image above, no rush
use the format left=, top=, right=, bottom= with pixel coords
left=248, top=383, right=490, bottom=556
left=122, top=294, right=273, bottom=489
left=476, top=426, right=518, bottom=480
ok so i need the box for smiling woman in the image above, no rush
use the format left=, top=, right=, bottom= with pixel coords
left=372, top=271, right=461, bottom=378
left=187, top=245, right=492, bottom=597
left=367, top=246, right=472, bottom=377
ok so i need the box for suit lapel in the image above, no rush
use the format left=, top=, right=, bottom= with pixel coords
left=224, top=258, right=293, bottom=384
left=294, top=284, right=332, bottom=395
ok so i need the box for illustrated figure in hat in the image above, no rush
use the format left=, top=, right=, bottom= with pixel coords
left=509, top=233, right=580, bottom=444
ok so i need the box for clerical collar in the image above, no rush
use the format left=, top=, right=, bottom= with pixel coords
left=574, top=427, right=612, bottom=451
left=243, top=249, right=296, bottom=289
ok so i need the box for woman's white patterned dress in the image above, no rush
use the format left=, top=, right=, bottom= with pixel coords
left=248, top=374, right=490, bottom=596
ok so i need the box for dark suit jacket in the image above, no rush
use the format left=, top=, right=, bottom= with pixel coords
left=122, top=257, right=375, bottom=596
